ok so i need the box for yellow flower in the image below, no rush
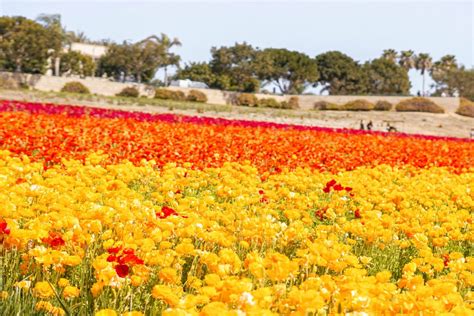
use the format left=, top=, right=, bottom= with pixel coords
left=159, top=267, right=179, bottom=284
left=121, top=312, right=144, bottom=316
left=63, top=285, right=80, bottom=299
left=33, top=281, right=55, bottom=299
left=0, top=291, right=8, bottom=299
left=95, top=309, right=118, bottom=316
left=151, top=285, right=180, bottom=307
left=57, top=278, right=70, bottom=288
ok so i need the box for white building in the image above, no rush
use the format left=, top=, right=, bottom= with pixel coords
left=169, top=79, right=209, bottom=89
left=68, top=42, right=108, bottom=61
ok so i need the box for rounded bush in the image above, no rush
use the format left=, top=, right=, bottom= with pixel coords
left=236, top=93, right=258, bottom=107
left=395, top=97, right=444, bottom=113
left=313, top=101, right=342, bottom=110
left=116, top=87, right=140, bottom=98
left=154, top=89, right=186, bottom=101
left=374, top=100, right=393, bottom=111
left=280, top=96, right=299, bottom=109
left=186, top=90, right=208, bottom=103
left=456, top=98, right=474, bottom=118
left=258, top=98, right=281, bottom=108
left=343, top=99, right=375, bottom=111
left=61, top=81, right=90, bottom=94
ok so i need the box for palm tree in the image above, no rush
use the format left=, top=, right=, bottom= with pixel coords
left=430, top=55, right=458, bottom=95
left=415, top=53, right=433, bottom=96
left=382, top=49, right=398, bottom=63
left=398, top=50, right=416, bottom=71
left=156, top=33, right=182, bottom=86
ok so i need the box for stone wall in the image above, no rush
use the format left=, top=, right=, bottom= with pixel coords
left=0, top=71, right=460, bottom=112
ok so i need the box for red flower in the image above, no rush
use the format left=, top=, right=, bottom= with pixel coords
left=344, top=187, right=352, bottom=192
left=107, top=255, right=117, bottom=262
left=354, top=209, right=361, bottom=219
left=333, top=184, right=344, bottom=191
left=42, top=232, right=65, bottom=248
left=258, top=190, right=264, bottom=195
left=443, top=254, right=450, bottom=267
left=156, top=206, right=179, bottom=219
left=115, top=264, right=129, bottom=278
left=0, top=222, right=10, bottom=235
left=119, top=253, right=144, bottom=265
left=108, top=246, right=122, bottom=254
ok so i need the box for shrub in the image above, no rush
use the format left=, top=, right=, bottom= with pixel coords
left=258, top=98, right=281, bottom=108
left=280, top=96, right=299, bottom=109
left=60, top=81, right=90, bottom=94
left=186, top=90, right=208, bottom=103
left=154, top=89, right=186, bottom=101
left=116, top=87, right=139, bottom=98
left=374, top=100, right=393, bottom=111
left=343, top=99, right=375, bottom=111
left=313, top=101, right=342, bottom=110
left=456, top=98, right=474, bottom=118
left=236, top=93, right=258, bottom=107
left=395, top=97, right=444, bottom=113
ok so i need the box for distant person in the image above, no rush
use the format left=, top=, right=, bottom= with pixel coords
left=417, top=91, right=421, bottom=97
left=367, top=121, right=373, bottom=131
left=470, top=128, right=474, bottom=139
left=360, top=120, right=365, bottom=130
left=387, top=124, right=397, bottom=132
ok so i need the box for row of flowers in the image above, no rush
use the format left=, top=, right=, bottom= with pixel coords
left=0, top=151, right=473, bottom=315
left=0, top=100, right=473, bottom=173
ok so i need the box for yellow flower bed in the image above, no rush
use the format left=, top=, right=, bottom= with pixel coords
left=0, top=151, right=473, bottom=315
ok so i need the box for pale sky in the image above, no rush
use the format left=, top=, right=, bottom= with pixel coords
left=1, top=0, right=473, bottom=94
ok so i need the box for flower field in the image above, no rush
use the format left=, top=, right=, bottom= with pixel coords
left=0, top=99, right=473, bottom=315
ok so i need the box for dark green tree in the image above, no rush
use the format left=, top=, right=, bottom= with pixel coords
left=174, top=62, right=216, bottom=85
left=363, top=58, right=410, bottom=95
left=255, top=48, right=318, bottom=94
left=315, top=51, right=368, bottom=95
left=0, top=16, right=53, bottom=73
left=60, top=51, right=95, bottom=77
left=209, top=42, right=260, bottom=92
left=430, top=55, right=458, bottom=96
left=97, top=36, right=167, bottom=83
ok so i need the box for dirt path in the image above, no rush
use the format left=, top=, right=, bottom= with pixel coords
left=1, top=89, right=473, bottom=139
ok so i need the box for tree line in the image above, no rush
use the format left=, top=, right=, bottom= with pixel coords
left=0, top=15, right=472, bottom=99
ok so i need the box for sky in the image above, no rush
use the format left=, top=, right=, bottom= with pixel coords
left=1, top=0, right=473, bottom=94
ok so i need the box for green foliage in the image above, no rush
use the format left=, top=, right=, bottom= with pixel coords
left=209, top=42, right=259, bottom=92
left=364, top=58, right=410, bottom=95
left=255, top=48, right=319, bottom=94
left=0, top=16, right=52, bottom=73
left=236, top=93, right=258, bottom=107
left=313, top=101, right=341, bottom=110
left=280, top=96, right=300, bottom=109
left=343, top=99, right=375, bottom=111
left=456, top=98, right=474, bottom=118
left=257, top=97, right=281, bottom=108
left=175, top=62, right=215, bottom=86
left=154, top=88, right=185, bottom=101
left=186, top=90, right=208, bottom=103
left=395, top=97, right=444, bottom=113
left=374, top=100, right=393, bottom=111
left=60, top=81, right=90, bottom=94
left=315, top=51, right=368, bottom=95
left=116, top=86, right=140, bottom=98
left=60, top=51, right=95, bottom=77
left=432, top=67, right=474, bottom=101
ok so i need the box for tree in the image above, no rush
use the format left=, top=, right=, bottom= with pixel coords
left=36, top=14, right=65, bottom=75
left=314, top=51, right=367, bottom=95
left=255, top=48, right=318, bottom=94
left=97, top=36, right=166, bottom=83
left=0, top=16, right=53, bottom=73
left=60, top=51, right=95, bottom=77
left=415, top=53, right=433, bottom=96
left=430, top=55, right=458, bottom=96
left=381, top=49, right=398, bottom=63
left=150, top=33, right=182, bottom=86
left=174, top=62, right=216, bottom=85
left=398, top=50, right=416, bottom=72
left=364, top=58, right=410, bottom=95
left=209, top=42, right=260, bottom=92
